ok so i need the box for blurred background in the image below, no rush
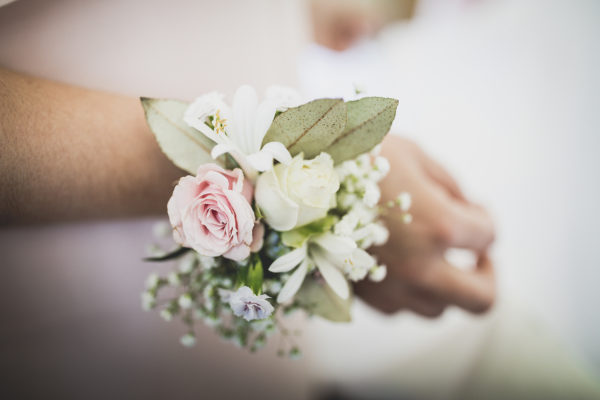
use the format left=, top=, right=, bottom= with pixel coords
left=1, top=0, right=599, bottom=399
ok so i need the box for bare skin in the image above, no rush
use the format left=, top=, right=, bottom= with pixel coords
left=0, top=68, right=182, bottom=224
left=0, top=68, right=495, bottom=315
left=356, top=136, right=496, bottom=316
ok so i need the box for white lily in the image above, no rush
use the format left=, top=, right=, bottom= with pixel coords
left=269, top=232, right=375, bottom=303
left=184, top=85, right=302, bottom=180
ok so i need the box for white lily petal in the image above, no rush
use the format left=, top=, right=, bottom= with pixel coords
left=253, top=99, right=278, bottom=151
left=246, top=151, right=274, bottom=172
left=269, top=245, right=307, bottom=273
left=231, top=85, right=258, bottom=154
left=184, top=92, right=225, bottom=122
left=210, top=143, right=233, bottom=159
left=312, top=249, right=350, bottom=300
left=313, top=232, right=357, bottom=254
left=261, top=141, right=292, bottom=165
left=226, top=150, right=258, bottom=181
left=277, top=259, right=309, bottom=303
left=184, top=93, right=232, bottom=142
left=189, top=119, right=221, bottom=144
left=351, top=248, right=377, bottom=269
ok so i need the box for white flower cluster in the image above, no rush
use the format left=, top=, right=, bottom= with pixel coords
left=265, top=152, right=410, bottom=305
left=333, top=152, right=392, bottom=282
left=142, top=249, right=296, bottom=355
left=142, top=152, right=409, bottom=357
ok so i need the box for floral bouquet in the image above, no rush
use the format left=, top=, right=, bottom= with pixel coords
left=140, top=86, right=410, bottom=356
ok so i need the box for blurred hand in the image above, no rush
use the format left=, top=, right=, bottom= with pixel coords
left=355, top=135, right=496, bottom=317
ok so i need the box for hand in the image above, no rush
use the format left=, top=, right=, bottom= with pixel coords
left=355, top=135, right=496, bottom=317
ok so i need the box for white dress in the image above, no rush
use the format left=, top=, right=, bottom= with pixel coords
left=299, top=1, right=600, bottom=399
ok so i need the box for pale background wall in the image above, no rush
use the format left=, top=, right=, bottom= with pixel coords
left=0, top=1, right=313, bottom=399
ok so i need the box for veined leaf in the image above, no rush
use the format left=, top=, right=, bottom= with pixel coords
left=295, top=278, right=352, bottom=323
left=323, top=97, right=398, bottom=164
left=141, top=98, right=219, bottom=174
left=262, top=98, right=347, bottom=159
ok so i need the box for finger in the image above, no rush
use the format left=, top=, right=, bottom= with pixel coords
left=423, top=183, right=495, bottom=251
left=444, top=200, right=495, bottom=251
left=355, top=280, right=447, bottom=318
left=402, top=286, right=448, bottom=318
left=417, top=254, right=495, bottom=314
left=421, top=153, right=465, bottom=201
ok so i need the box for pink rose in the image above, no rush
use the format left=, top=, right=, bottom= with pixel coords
left=167, top=164, right=256, bottom=261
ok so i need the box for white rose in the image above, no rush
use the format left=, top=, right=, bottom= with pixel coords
left=255, top=152, right=340, bottom=231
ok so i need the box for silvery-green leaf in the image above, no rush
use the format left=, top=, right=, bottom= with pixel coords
left=262, top=98, right=347, bottom=159
left=141, top=98, right=219, bottom=174
left=295, top=278, right=352, bottom=322
left=323, top=97, right=398, bottom=164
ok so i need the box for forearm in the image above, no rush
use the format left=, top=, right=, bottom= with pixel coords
left=0, top=68, right=183, bottom=224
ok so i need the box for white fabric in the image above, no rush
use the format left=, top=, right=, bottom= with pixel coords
left=299, top=0, right=600, bottom=397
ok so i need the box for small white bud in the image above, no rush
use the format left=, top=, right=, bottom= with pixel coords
left=362, top=182, right=381, bottom=207
left=178, top=293, right=193, bottom=309
left=167, top=271, right=181, bottom=286
left=346, top=264, right=369, bottom=281
left=199, top=255, right=218, bottom=269
left=369, top=265, right=387, bottom=282
left=370, top=144, right=382, bottom=157
left=342, top=160, right=360, bottom=177
left=401, top=213, right=413, bottom=224
left=160, top=309, right=173, bottom=321
left=353, top=82, right=367, bottom=95
left=371, top=223, right=390, bottom=246
left=338, top=192, right=359, bottom=210
left=266, top=280, right=282, bottom=295
left=203, top=315, right=221, bottom=327
left=250, top=319, right=272, bottom=332
left=374, top=156, right=390, bottom=176
left=335, top=213, right=359, bottom=236
left=179, top=254, right=196, bottom=273
left=355, top=154, right=371, bottom=169
left=141, top=292, right=155, bottom=311
left=180, top=333, right=196, bottom=347
left=397, top=192, right=412, bottom=212
left=145, top=273, right=160, bottom=289
left=354, top=223, right=389, bottom=248
left=351, top=203, right=377, bottom=225
left=152, top=220, right=172, bottom=239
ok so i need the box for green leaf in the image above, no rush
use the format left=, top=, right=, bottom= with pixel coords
left=262, top=98, right=347, bottom=159
left=236, top=264, right=249, bottom=287
left=295, top=278, right=352, bottom=322
left=247, top=257, right=264, bottom=295
left=143, top=246, right=190, bottom=262
left=140, top=98, right=220, bottom=174
left=323, top=97, right=399, bottom=164
left=281, top=215, right=337, bottom=248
